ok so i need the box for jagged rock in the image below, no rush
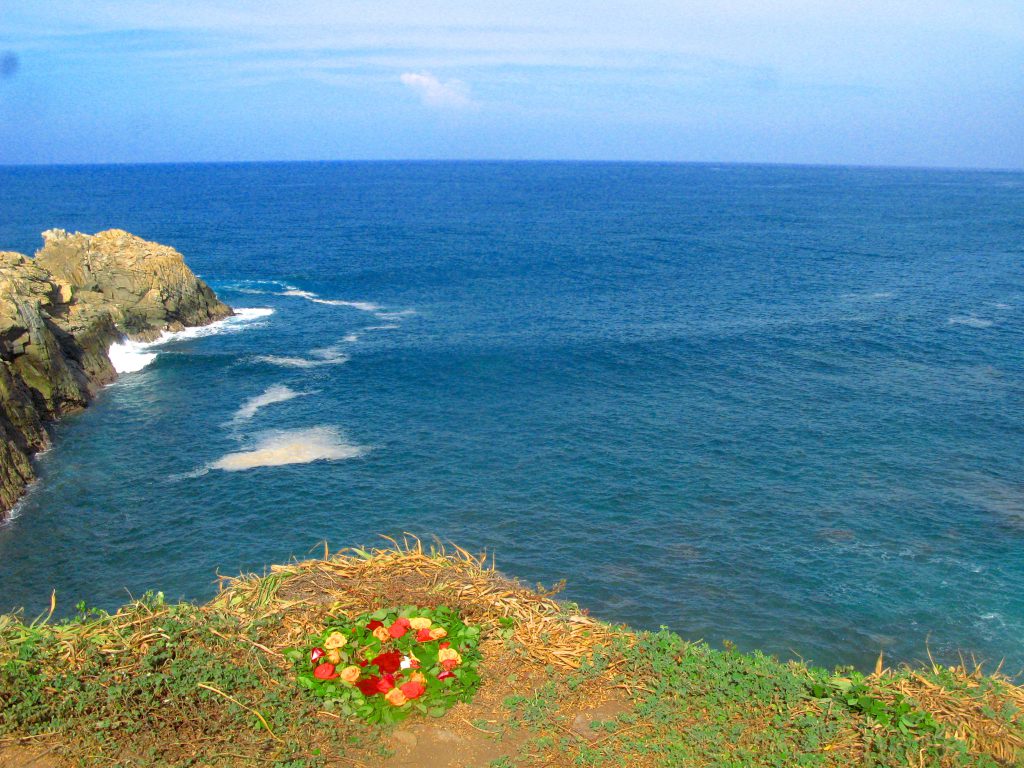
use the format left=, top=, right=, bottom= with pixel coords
left=36, top=229, right=231, bottom=339
left=0, top=230, right=232, bottom=518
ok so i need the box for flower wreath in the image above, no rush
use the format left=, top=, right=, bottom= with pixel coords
left=286, top=605, right=482, bottom=724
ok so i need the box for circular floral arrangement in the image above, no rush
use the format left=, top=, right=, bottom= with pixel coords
left=286, top=605, right=482, bottom=724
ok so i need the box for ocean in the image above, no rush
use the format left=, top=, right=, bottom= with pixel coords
left=0, top=161, right=1021, bottom=673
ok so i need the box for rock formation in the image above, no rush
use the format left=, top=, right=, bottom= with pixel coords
left=0, top=230, right=231, bottom=517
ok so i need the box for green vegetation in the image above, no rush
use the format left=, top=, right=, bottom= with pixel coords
left=0, top=542, right=1021, bottom=766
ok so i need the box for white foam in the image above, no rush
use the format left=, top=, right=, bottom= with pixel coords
left=279, top=289, right=383, bottom=313
left=841, top=291, right=895, bottom=302
left=107, top=340, right=159, bottom=373
left=948, top=315, right=993, bottom=329
left=373, top=309, right=416, bottom=320
left=364, top=324, right=400, bottom=331
left=253, top=346, right=349, bottom=369
left=209, top=426, right=366, bottom=471
left=107, top=307, right=274, bottom=374
left=343, top=333, right=360, bottom=343
left=232, top=385, right=310, bottom=421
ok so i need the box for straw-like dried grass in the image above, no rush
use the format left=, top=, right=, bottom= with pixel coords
left=215, top=534, right=623, bottom=670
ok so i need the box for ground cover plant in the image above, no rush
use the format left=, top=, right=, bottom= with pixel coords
left=290, top=605, right=482, bottom=723
left=0, top=537, right=1021, bottom=767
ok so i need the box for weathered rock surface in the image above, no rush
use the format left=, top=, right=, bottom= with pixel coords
left=0, top=230, right=231, bottom=517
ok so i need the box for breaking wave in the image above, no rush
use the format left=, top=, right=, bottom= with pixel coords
left=107, top=308, right=274, bottom=374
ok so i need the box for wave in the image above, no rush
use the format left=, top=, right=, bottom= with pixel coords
left=948, top=315, right=993, bottom=329
left=232, top=384, right=310, bottom=421
left=253, top=345, right=349, bottom=368
left=208, top=426, right=367, bottom=472
left=343, top=333, right=360, bottom=343
left=373, top=310, right=417, bottom=321
left=364, top=324, right=400, bottom=331
left=279, top=289, right=383, bottom=313
left=107, top=308, right=275, bottom=374
left=841, top=291, right=895, bottom=302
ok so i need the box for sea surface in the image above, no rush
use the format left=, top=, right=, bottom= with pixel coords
left=0, top=162, right=1021, bottom=673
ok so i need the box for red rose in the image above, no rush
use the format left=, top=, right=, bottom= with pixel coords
left=437, top=670, right=455, bottom=680
left=388, top=618, right=411, bottom=639
left=416, top=628, right=432, bottom=642
left=371, top=650, right=402, bottom=674
left=376, top=673, right=396, bottom=693
left=440, top=659, right=458, bottom=672
left=366, top=620, right=384, bottom=631
left=355, top=676, right=380, bottom=696
left=313, top=663, right=338, bottom=680
left=439, top=641, right=451, bottom=649
left=310, top=647, right=326, bottom=664
left=399, top=681, right=426, bottom=699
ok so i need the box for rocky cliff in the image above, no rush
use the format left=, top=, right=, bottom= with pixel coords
left=0, top=230, right=231, bottom=516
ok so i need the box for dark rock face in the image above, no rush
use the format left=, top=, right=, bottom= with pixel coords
left=0, top=231, right=232, bottom=517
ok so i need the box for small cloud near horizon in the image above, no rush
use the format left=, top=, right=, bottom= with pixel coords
left=399, top=71, right=473, bottom=109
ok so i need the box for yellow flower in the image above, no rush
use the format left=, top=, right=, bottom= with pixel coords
left=409, top=671, right=427, bottom=685
left=408, top=617, right=432, bottom=630
left=372, top=626, right=390, bottom=643
left=384, top=688, right=408, bottom=707
left=428, top=627, right=447, bottom=640
left=325, top=649, right=342, bottom=665
left=339, top=665, right=361, bottom=684
left=438, top=648, right=462, bottom=664
left=323, top=632, right=347, bottom=650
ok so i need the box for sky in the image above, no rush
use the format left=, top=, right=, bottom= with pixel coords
left=0, top=1, right=1022, bottom=167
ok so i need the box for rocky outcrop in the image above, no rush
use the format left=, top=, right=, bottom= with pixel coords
left=0, top=231, right=231, bottom=517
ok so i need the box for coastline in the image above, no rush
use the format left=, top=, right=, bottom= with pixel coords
left=0, top=229, right=231, bottom=519
left=0, top=540, right=1020, bottom=767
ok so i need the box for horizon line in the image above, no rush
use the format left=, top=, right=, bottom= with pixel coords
left=1, top=158, right=1021, bottom=174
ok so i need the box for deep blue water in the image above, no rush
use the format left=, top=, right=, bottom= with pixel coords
left=0, top=162, right=1021, bottom=673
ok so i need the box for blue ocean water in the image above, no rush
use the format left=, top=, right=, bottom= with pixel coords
left=0, top=162, right=1021, bottom=673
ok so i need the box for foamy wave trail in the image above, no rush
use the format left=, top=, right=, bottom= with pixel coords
left=253, top=345, right=349, bottom=369
left=279, top=289, right=383, bottom=313
left=373, top=309, right=417, bottom=321
left=364, top=324, right=400, bottom=331
left=107, top=307, right=274, bottom=374
left=232, top=384, right=310, bottom=421
left=209, top=426, right=367, bottom=471
left=948, top=315, right=993, bottom=329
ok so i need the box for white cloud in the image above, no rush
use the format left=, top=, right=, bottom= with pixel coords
left=400, top=71, right=473, bottom=109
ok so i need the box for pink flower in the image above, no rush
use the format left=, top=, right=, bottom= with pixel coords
left=310, top=647, right=326, bottom=664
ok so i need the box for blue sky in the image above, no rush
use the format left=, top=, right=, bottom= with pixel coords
left=1, top=1, right=1021, bottom=167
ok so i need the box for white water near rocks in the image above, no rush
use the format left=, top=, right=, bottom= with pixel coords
left=107, top=308, right=274, bottom=374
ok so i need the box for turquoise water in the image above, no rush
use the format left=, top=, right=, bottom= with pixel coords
left=0, top=162, right=1021, bottom=672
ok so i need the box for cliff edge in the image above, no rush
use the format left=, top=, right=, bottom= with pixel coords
left=0, top=229, right=231, bottom=516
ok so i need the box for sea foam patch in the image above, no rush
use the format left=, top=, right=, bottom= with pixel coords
left=232, top=384, right=311, bottom=421
left=948, top=315, right=993, bottom=329
left=107, top=308, right=274, bottom=374
left=253, top=346, right=349, bottom=368
left=209, top=426, right=366, bottom=472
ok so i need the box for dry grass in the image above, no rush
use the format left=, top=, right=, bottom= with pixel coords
left=2, top=535, right=1023, bottom=767
left=215, top=535, right=623, bottom=671
left=871, top=659, right=1024, bottom=766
